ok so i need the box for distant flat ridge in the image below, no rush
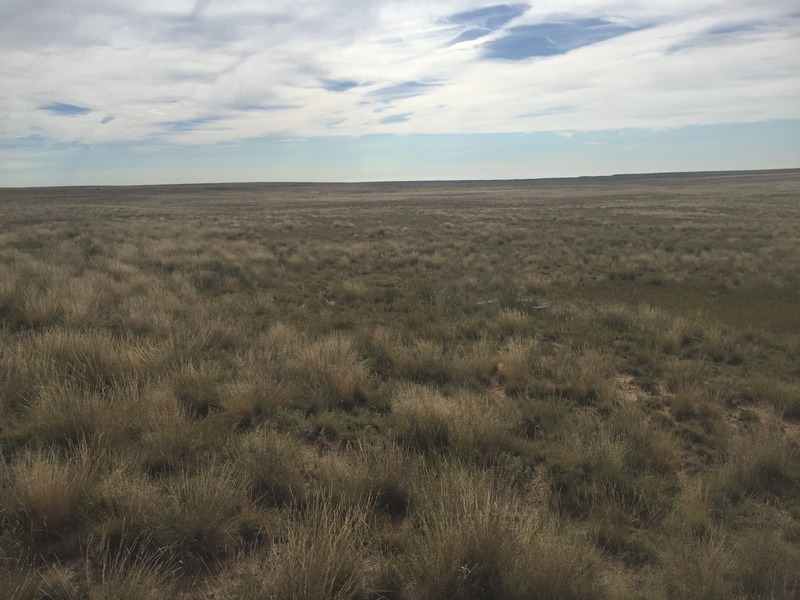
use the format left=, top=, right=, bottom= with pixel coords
left=2, top=167, right=798, bottom=190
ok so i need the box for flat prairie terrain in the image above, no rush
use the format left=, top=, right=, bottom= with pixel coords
left=1, top=170, right=799, bottom=599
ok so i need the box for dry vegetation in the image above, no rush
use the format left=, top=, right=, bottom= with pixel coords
left=1, top=170, right=799, bottom=599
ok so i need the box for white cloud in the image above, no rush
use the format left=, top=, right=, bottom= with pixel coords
left=0, top=0, right=798, bottom=146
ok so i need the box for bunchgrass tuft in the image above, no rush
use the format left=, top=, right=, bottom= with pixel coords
left=716, top=419, right=799, bottom=501
left=407, top=465, right=606, bottom=600
left=390, top=385, right=519, bottom=462
left=93, top=545, right=178, bottom=600
left=159, top=464, right=245, bottom=571
left=233, top=491, right=374, bottom=600
left=1, top=444, right=98, bottom=555
left=750, top=376, right=800, bottom=420
left=229, top=428, right=307, bottom=508
left=288, top=333, right=370, bottom=411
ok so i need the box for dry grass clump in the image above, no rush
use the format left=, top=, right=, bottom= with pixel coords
left=357, top=326, right=397, bottom=378
left=497, top=338, right=541, bottom=395
left=587, top=490, right=647, bottom=560
left=121, top=286, right=191, bottom=336
left=406, top=466, right=606, bottom=600
left=558, top=348, right=619, bottom=408
left=16, top=542, right=178, bottom=600
left=338, top=278, right=369, bottom=304
left=698, top=326, right=745, bottom=366
left=132, top=383, right=197, bottom=470
left=261, top=322, right=305, bottom=359
left=33, top=563, right=83, bottom=600
left=311, top=441, right=414, bottom=520
left=729, top=529, right=800, bottom=598
left=548, top=418, right=628, bottom=519
left=667, top=477, right=712, bottom=539
left=95, top=465, right=167, bottom=554
left=666, top=378, right=730, bottom=458
left=0, top=561, right=42, bottom=600
left=669, top=380, right=705, bottom=421
left=466, top=337, right=498, bottom=384
left=714, top=419, right=799, bottom=501
left=219, top=354, right=290, bottom=426
left=0, top=342, right=43, bottom=418
left=651, top=520, right=799, bottom=599
left=232, top=492, right=375, bottom=600
left=749, top=376, right=800, bottom=419
left=30, top=328, right=162, bottom=391
left=351, top=442, right=414, bottom=520
left=91, top=548, right=178, bottom=600
left=547, top=411, right=677, bottom=525
left=658, top=535, right=736, bottom=600
left=390, top=385, right=453, bottom=452
left=229, top=428, right=307, bottom=508
left=609, top=405, right=679, bottom=476
left=10, top=381, right=143, bottom=450
left=491, top=307, right=532, bottom=338
left=390, top=385, right=518, bottom=462
left=172, top=361, right=224, bottom=418
left=218, top=379, right=268, bottom=425
left=1, top=445, right=98, bottom=548
left=391, top=339, right=467, bottom=386
left=0, top=258, right=70, bottom=330
left=159, top=464, right=246, bottom=571
left=515, top=394, right=575, bottom=442
left=287, top=333, right=370, bottom=411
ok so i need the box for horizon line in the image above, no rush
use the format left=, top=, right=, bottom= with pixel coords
left=2, top=166, right=798, bottom=191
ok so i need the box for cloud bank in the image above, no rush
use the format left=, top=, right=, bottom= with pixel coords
left=1, top=1, right=798, bottom=151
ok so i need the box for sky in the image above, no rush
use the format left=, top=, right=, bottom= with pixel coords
left=1, top=0, right=799, bottom=185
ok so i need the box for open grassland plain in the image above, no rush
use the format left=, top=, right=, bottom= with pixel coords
left=1, top=170, right=799, bottom=599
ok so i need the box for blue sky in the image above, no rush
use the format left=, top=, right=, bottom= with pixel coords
left=1, top=1, right=799, bottom=185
